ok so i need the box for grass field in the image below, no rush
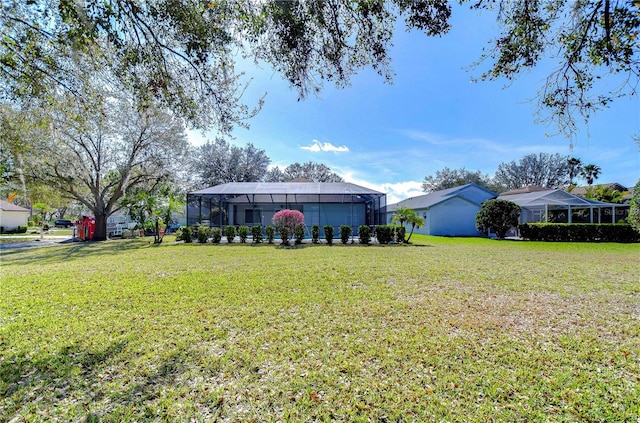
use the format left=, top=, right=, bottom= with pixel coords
left=1, top=236, right=639, bottom=422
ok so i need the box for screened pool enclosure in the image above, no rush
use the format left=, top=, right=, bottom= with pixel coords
left=187, top=182, right=386, bottom=235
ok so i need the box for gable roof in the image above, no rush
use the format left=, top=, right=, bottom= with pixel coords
left=387, top=183, right=497, bottom=212
left=570, top=182, right=629, bottom=196
left=498, top=188, right=612, bottom=207
left=190, top=182, right=384, bottom=196
left=500, top=185, right=552, bottom=196
left=0, top=199, right=29, bottom=212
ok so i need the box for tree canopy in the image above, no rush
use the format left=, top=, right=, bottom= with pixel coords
left=265, top=162, right=344, bottom=183
left=192, top=139, right=271, bottom=187
left=2, top=1, right=637, bottom=135
left=13, top=82, right=190, bottom=240
left=422, top=167, right=494, bottom=193
left=494, top=153, right=572, bottom=192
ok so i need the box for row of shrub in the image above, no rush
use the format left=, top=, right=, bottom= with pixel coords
left=519, top=223, right=640, bottom=242
left=174, top=224, right=409, bottom=245
left=0, top=225, right=28, bottom=234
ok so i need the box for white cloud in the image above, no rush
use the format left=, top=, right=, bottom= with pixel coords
left=339, top=168, right=423, bottom=204
left=301, top=139, right=350, bottom=153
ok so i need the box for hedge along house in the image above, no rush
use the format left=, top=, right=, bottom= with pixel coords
left=386, top=184, right=498, bottom=236
left=187, top=182, right=386, bottom=235
left=497, top=186, right=630, bottom=224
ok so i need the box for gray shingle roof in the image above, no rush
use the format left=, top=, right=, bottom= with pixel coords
left=387, top=184, right=496, bottom=212
left=498, top=189, right=613, bottom=207
left=190, top=182, right=384, bottom=196
left=0, top=199, right=29, bottom=212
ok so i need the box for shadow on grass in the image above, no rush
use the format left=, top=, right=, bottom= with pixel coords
left=1, top=339, right=195, bottom=421
left=0, top=239, right=156, bottom=267
left=1, top=340, right=128, bottom=420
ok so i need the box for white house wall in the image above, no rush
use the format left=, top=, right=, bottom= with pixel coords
left=0, top=210, right=28, bottom=231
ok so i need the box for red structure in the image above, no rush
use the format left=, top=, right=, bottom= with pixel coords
left=76, top=216, right=96, bottom=241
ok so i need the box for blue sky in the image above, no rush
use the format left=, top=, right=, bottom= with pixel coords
left=188, top=5, right=639, bottom=204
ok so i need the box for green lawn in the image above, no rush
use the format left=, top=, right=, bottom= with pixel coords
left=1, top=236, right=639, bottom=422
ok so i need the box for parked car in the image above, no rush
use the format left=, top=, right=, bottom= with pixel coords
left=54, top=219, right=74, bottom=228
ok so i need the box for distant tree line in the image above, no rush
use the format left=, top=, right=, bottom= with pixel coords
left=190, top=138, right=343, bottom=188
left=422, top=153, right=606, bottom=194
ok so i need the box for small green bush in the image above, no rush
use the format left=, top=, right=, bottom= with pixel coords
left=224, top=225, right=236, bottom=243
left=278, top=226, right=290, bottom=245
left=265, top=225, right=275, bottom=244
left=340, top=225, right=352, bottom=244
left=197, top=225, right=211, bottom=243
left=323, top=225, right=334, bottom=245
left=294, top=224, right=305, bottom=244
left=211, top=227, right=222, bottom=243
left=238, top=225, right=249, bottom=243
left=176, top=226, right=193, bottom=243
left=311, top=225, right=320, bottom=244
left=374, top=225, right=393, bottom=244
left=251, top=226, right=263, bottom=243
left=358, top=225, right=371, bottom=245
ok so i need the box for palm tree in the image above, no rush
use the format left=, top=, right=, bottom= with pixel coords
left=567, top=157, right=583, bottom=185
left=392, top=207, right=425, bottom=243
left=581, top=164, right=602, bottom=185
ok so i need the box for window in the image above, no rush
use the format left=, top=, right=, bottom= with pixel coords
left=244, top=209, right=262, bottom=224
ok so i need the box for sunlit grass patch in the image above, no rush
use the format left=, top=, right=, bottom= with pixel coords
left=1, top=236, right=639, bottom=421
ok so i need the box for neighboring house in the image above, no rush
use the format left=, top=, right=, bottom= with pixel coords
left=187, top=182, right=386, bottom=235
left=106, top=213, right=137, bottom=237
left=0, top=200, right=29, bottom=232
left=570, top=182, right=632, bottom=203
left=386, top=184, right=497, bottom=236
left=498, top=186, right=629, bottom=224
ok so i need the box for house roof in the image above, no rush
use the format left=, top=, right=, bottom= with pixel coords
left=387, top=183, right=497, bottom=212
left=190, top=182, right=384, bottom=196
left=570, top=183, right=629, bottom=196
left=0, top=199, right=29, bottom=212
left=498, top=189, right=613, bottom=207
left=500, top=186, right=553, bottom=196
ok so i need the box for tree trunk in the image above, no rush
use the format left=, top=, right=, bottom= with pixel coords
left=93, top=212, right=108, bottom=241
left=406, top=223, right=416, bottom=243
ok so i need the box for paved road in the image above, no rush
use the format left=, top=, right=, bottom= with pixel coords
left=0, top=235, right=73, bottom=250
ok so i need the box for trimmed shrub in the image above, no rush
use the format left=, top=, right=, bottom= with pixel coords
left=374, top=225, right=393, bottom=244
left=294, top=224, right=305, bottom=244
left=358, top=225, right=371, bottom=245
left=519, top=223, right=640, bottom=242
left=251, top=225, right=263, bottom=243
left=265, top=225, right=275, bottom=244
left=476, top=199, right=521, bottom=239
left=323, top=225, right=334, bottom=245
left=340, top=225, right=352, bottom=244
left=629, top=178, right=640, bottom=232
left=238, top=225, right=249, bottom=243
left=176, top=226, right=193, bottom=243
left=197, top=225, right=211, bottom=243
left=311, top=225, right=320, bottom=244
left=278, top=226, right=290, bottom=245
left=224, top=225, right=236, bottom=243
left=16, top=226, right=28, bottom=234
left=273, top=209, right=305, bottom=232
left=211, top=227, right=222, bottom=243
left=394, top=225, right=406, bottom=243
